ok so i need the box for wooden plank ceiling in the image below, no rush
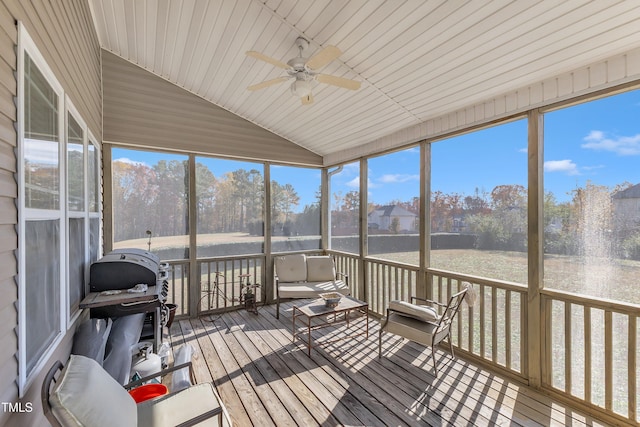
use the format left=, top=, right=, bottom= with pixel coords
left=88, top=0, right=640, bottom=159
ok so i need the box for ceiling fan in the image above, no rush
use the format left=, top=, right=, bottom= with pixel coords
left=246, top=37, right=361, bottom=105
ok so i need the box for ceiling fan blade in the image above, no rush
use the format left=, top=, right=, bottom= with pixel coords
left=247, top=76, right=289, bottom=91
left=246, top=51, right=291, bottom=70
left=305, top=45, right=341, bottom=70
left=316, top=74, right=361, bottom=90
left=301, top=93, right=314, bottom=105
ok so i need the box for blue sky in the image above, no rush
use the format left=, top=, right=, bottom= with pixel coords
left=114, top=88, right=639, bottom=210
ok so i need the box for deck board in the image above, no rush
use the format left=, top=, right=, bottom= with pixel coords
left=168, top=300, right=611, bottom=427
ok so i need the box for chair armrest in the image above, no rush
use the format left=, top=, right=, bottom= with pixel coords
left=176, top=407, right=223, bottom=427
left=411, top=296, right=446, bottom=308
left=124, top=361, right=193, bottom=390
left=274, top=274, right=280, bottom=298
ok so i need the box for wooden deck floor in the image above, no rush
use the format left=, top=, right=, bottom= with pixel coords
left=167, top=300, right=610, bottom=427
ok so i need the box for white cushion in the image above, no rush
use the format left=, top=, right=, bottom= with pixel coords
left=137, top=383, right=229, bottom=427
left=275, top=254, right=307, bottom=282
left=49, top=354, right=137, bottom=427
left=306, top=256, right=336, bottom=282
left=278, top=280, right=349, bottom=299
left=388, top=300, right=439, bottom=322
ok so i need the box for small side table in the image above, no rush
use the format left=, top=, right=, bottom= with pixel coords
left=292, top=296, right=369, bottom=356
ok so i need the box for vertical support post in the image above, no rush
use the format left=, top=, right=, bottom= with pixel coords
left=188, top=154, right=199, bottom=318
left=420, top=141, right=430, bottom=300
left=102, top=144, right=113, bottom=254
left=264, top=163, right=273, bottom=303
left=527, top=109, right=544, bottom=387
left=321, top=168, right=329, bottom=251
left=359, top=158, right=368, bottom=301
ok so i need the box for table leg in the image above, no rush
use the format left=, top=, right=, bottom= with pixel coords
left=292, top=308, right=297, bottom=342
left=307, top=320, right=312, bottom=357
left=365, top=305, right=369, bottom=338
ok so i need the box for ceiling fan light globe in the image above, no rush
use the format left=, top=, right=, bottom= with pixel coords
left=291, top=79, right=312, bottom=97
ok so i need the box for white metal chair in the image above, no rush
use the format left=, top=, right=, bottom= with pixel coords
left=379, top=289, right=467, bottom=375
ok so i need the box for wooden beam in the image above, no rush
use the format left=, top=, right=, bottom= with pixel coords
left=527, top=109, right=544, bottom=388
left=358, top=158, right=367, bottom=301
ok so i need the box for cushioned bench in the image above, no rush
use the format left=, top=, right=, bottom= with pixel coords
left=274, top=254, right=349, bottom=318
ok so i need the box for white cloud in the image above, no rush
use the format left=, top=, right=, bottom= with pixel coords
left=581, top=130, right=640, bottom=156
left=346, top=177, right=359, bottom=188
left=544, top=159, right=579, bottom=175
left=114, top=157, right=148, bottom=166
left=518, top=147, right=527, bottom=153
left=378, top=174, right=419, bottom=184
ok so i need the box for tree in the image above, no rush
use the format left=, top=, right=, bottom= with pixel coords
left=390, top=217, right=400, bottom=234
left=271, top=182, right=300, bottom=234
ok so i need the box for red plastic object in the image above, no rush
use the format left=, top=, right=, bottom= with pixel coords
left=128, top=383, right=169, bottom=403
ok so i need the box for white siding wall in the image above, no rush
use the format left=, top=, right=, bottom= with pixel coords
left=0, top=1, right=101, bottom=426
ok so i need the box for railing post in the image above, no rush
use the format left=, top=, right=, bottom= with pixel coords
left=527, top=109, right=543, bottom=387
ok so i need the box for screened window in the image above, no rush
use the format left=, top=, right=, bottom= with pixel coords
left=195, top=157, right=265, bottom=256
left=112, top=148, right=189, bottom=259
left=367, top=148, right=420, bottom=265
left=430, top=120, right=528, bottom=283
left=330, top=162, right=360, bottom=253
left=270, top=166, right=321, bottom=252
left=543, top=89, right=640, bottom=304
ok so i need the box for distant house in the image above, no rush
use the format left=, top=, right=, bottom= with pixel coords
left=612, top=183, right=640, bottom=233
left=368, top=205, right=417, bottom=232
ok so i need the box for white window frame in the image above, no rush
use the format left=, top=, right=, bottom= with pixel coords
left=17, top=22, right=67, bottom=396
left=87, top=131, right=103, bottom=270
left=65, top=98, right=88, bottom=326
left=17, top=23, right=101, bottom=396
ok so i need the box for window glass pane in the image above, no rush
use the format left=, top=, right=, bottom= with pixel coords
left=24, top=139, right=59, bottom=209
left=270, top=166, right=320, bottom=252
left=67, top=114, right=84, bottom=211
left=196, top=157, right=264, bottom=256
left=24, top=53, right=58, bottom=142
left=90, top=217, right=100, bottom=263
left=68, top=217, right=85, bottom=314
left=330, top=162, right=359, bottom=253
left=25, top=220, right=60, bottom=374
left=112, top=148, right=189, bottom=259
left=88, top=144, right=99, bottom=212
left=431, top=120, right=528, bottom=283
left=544, top=89, right=640, bottom=304
left=367, top=148, right=420, bottom=265
left=24, top=53, right=60, bottom=210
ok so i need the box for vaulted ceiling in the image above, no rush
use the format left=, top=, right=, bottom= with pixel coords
left=89, top=0, right=640, bottom=160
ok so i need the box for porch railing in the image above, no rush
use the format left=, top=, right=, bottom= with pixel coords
left=542, top=288, right=639, bottom=423
left=427, top=268, right=527, bottom=380
left=163, top=252, right=638, bottom=425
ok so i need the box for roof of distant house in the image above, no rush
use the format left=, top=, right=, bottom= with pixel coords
left=612, top=183, right=640, bottom=199
left=369, top=205, right=417, bottom=217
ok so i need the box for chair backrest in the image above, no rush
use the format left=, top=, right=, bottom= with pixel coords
left=42, top=355, right=138, bottom=427
left=434, top=289, right=467, bottom=335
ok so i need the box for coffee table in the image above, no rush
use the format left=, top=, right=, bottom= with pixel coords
left=292, top=295, right=369, bottom=356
